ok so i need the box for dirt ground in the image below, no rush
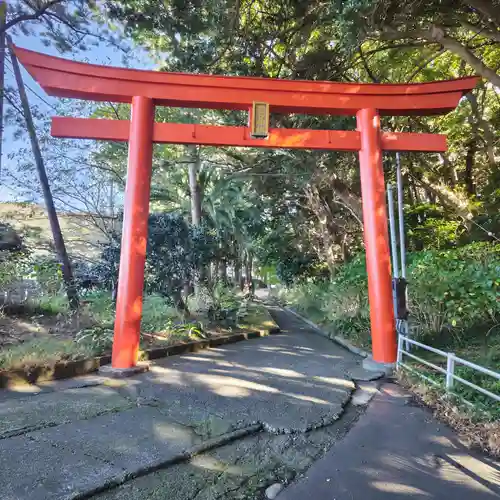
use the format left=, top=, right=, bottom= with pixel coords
left=0, top=308, right=93, bottom=348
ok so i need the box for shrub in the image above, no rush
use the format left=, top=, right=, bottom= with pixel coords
left=84, top=290, right=115, bottom=325
left=405, top=203, right=465, bottom=250
left=280, top=243, right=500, bottom=351
left=409, top=243, right=499, bottom=343
left=75, top=326, right=114, bottom=354
left=36, top=293, right=70, bottom=315
left=141, top=294, right=183, bottom=332
left=276, top=252, right=327, bottom=285
left=29, top=258, right=64, bottom=295
left=94, top=213, right=220, bottom=306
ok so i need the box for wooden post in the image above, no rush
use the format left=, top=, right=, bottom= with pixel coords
left=357, top=108, right=396, bottom=363
left=111, top=96, right=154, bottom=369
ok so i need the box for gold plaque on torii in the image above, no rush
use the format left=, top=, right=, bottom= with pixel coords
left=250, top=101, right=269, bottom=139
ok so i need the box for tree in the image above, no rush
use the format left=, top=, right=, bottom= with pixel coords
left=3, top=1, right=122, bottom=52
left=335, top=0, right=500, bottom=88
left=97, top=1, right=499, bottom=282
left=9, top=39, right=78, bottom=308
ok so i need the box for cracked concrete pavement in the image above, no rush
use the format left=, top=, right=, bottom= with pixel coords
left=0, top=305, right=368, bottom=500
left=281, top=383, right=500, bottom=500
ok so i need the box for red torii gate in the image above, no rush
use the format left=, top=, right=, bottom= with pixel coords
left=13, top=46, right=478, bottom=371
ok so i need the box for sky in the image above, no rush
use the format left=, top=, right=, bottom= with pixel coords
left=0, top=17, right=154, bottom=205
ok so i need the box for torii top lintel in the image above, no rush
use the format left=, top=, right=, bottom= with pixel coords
left=13, top=46, right=478, bottom=117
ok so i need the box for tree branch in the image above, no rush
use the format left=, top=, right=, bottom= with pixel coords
left=358, top=45, right=379, bottom=82
left=1, top=0, right=63, bottom=34
left=460, top=19, right=500, bottom=43
left=406, top=48, right=445, bottom=82
left=381, top=25, right=500, bottom=88
left=464, top=0, right=500, bottom=27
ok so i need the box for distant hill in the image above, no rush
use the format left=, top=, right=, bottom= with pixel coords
left=0, top=202, right=118, bottom=262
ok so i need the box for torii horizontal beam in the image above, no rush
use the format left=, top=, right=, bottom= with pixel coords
left=14, top=46, right=478, bottom=116
left=51, top=117, right=448, bottom=152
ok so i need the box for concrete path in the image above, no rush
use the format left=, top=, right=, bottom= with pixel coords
left=1, top=304, right=498, bottom=500
left=0, top=305, right=364, bottom=500
left=280, top=383, right=500, bottom=499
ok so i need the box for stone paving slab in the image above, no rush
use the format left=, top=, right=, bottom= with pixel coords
left=30, top=406, right=197, bottom=473
left=92, top=406, right=364, bottom=500
left=0, top=433, right=123, bottom=500
left=131, top=309, right=359, bottom=434
left=280, top=383, right=500, bottom=500
left=0, top=386, right=133, bottom=438
left=0, top=305, right=362, bottom=499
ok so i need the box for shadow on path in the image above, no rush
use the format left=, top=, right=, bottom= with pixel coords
left=281, top=383, right=500, bottom=499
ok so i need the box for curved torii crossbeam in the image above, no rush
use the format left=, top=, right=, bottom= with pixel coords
left=13, top=46, right=478, bottom=370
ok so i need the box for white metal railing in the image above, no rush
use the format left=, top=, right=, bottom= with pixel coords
left=397, top=334, right=500, bottom=404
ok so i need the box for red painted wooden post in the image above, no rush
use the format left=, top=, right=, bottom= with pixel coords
left=112, top=96, right=155, bottom=369
left=356, top=108, right=397, bottom=363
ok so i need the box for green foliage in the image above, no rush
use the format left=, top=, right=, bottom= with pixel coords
left=405, top=203, right=464, bottom=250
left=144, top=213, right=193, bottom=297
left=83, top=290, right=184, bottom=334
left=96, top=213, right=220, bottom=304
left=409, top=243, right=500, bottom=342
left=35, top=293, right=70, bottom=315
left=453, top=365, right=500, bottom=416
left=281, top=244, right=500, bottom=350
left=140, top=294, right=184, bottom=332
left=6, top=1, right=120, bottom=53
left=276, top=251, right=324, bottom=286
left=0, top=251, right=28, bottom=289
left=75, top=326, right=114, bottom=354
left=29, top=258, right=64, bottom=295
left=187, top=282, right=242, bottom=326
left=211, top=281, right=240, bottom=311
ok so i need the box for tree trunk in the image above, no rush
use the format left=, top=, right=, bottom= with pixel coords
left=183, top=282, right=191, bottom=302
left=9, top=40, right=79, bottom=309
left=440, top=153, right=458, bottom=187
left=405, top=174, right=415, bottom=206
left=187, top=145, right=202, bottom=225
left=219, top=259, right=227, bottom=282
left=434, top=29, right=500, bottom=89
left=340, top=234, right=350, bottom=263
left=245, top=250, right=254, bottom=293
left=465, top=140, right=476, bottom=195
left=187, top=144, right=207, bottom=286
left=413, top=169, right=471, bottom=218
left=234, top=253, right=241, bottom=287
left=466, top=92, right=496, bottom=170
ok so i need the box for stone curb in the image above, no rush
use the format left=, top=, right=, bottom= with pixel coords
left=0, top=327, right=281, bottom=389
left=282, top=306, right=370, bottom=359
left=72, top=424, right=264, bottom=500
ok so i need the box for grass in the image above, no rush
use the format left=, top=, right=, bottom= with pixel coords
left=0, top=291, right=191, bottom=371
left=0, top=289, right=277, bottom=372
left=398, top=370, right=500, bottom=457
left=400, top=329, right=500, bottom=418
left=237, top=301, right=279, bottom=333
left=0, top=337, right=95, bottom=370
